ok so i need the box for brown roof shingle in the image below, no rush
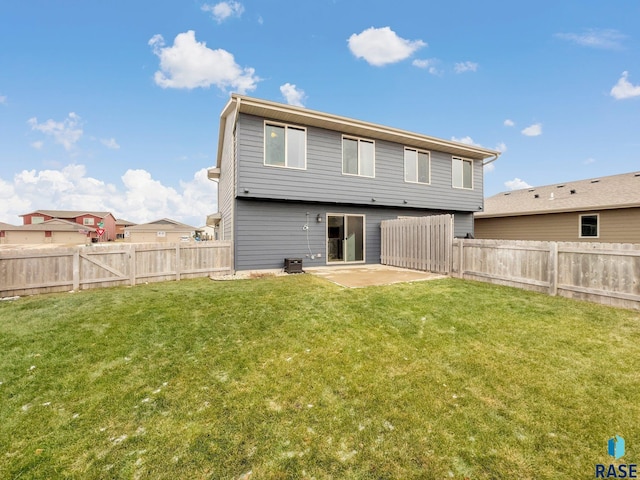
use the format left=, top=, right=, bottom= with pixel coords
left=477, top=171, right=640, bottom=218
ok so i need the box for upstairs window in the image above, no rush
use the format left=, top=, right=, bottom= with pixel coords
left=343, top=137, right=375, bottom=177
left=83, top=218, right=95, bottom=226
left=31, top=216, right=44, bottom=224
left=452, top=157, right=473, bottom=189
left=404, top=148, right=431, bottom=184
left=264, top=122, right=306, bottom=169
left=580, top=214, right=599, bottom=238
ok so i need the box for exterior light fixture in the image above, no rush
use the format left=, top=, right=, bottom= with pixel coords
left=316, top=214, right=322, bottom=223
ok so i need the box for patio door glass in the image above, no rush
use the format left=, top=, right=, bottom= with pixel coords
left=327, top=214, right=364, bottom=263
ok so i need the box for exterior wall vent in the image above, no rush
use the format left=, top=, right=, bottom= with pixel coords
left=570, top=189, right=576, bottom=194
left=534, top=194, right=539, bottom=198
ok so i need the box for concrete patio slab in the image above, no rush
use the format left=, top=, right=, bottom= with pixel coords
left=306, top=264, right=446, bottom=288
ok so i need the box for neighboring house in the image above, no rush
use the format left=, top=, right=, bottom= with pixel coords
left=124, top=218, right=196, bottom=243
left=475, top=171, right=640, bottom=243
left=197, top=225, right=217, bottom=241
left=115, top=219, right=137, bottom=240
left=20, top=210, right=117, bottom=242
left=208, top=94, right=500, bottom=271
left=0, top=218, right=96, bottom=245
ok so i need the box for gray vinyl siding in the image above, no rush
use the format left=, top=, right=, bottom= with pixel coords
left=218, top=111, right=237, bottom=242
left=452, top=213, right=474, bottom=238
left=234, top=198, right=453, bottom=271
left=237, top=113, right=484, bottom=213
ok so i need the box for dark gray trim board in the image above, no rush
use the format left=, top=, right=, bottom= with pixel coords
left=234, top=198, right=473, bottom=271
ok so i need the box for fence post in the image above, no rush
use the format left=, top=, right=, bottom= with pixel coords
left=175, top=244, right=181, bottom=281
left=130, top=246, right=136, bottom=286
left=458, top=239, right=464, bottom=278
left=73, top=249, right=80, bottom=291
left=549, top=242, right=558, bottom=296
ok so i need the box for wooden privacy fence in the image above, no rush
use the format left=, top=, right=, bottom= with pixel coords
left=0, top=241, right=232, bottom=298
left=453, top=239, right=640, bottom=310
left=380, top=215, right=453, bottom=274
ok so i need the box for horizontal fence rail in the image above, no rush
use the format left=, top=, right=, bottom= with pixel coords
left=452, top=239, right=640, bottom=311
left=380, top=215, right=453, bottom=274
left=0, top=242, right=233, bottom=298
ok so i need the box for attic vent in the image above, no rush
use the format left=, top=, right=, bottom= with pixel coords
left=635, top=173, right=640, bottom=177
left=557, top=185, right=565, bottom=188
left=591, top=179, right=600, bottom=183
left=570, top=189, right=576, bottom=194
left=534, top=194, right=539, bottom=198
left=528, top=189, right=535, bottom=192
left=504, top=192, right=511, bottom=196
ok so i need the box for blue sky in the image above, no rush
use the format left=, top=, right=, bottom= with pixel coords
left=1, top=0, right=639, bottom=226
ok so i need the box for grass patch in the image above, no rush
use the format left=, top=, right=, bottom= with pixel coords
left=1, top=275, right=639, bottom=479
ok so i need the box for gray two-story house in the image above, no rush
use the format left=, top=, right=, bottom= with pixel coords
left=208, top=94, right=500, bottom=272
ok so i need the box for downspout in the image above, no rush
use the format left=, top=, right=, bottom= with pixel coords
left=231, top=96, right=241, bottom=274
left=482, top=152, right=501, bottom=167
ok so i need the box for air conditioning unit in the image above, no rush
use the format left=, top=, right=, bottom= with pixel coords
left=284, top=258, right=303, bottom=274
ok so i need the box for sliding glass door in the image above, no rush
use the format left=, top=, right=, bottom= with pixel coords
left=327, top=214, right=365, bottom=263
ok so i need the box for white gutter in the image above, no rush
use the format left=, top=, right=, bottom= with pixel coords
left=482, top=152, right=501, bottom=167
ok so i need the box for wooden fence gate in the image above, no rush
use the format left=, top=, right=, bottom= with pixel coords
left=380, top=215, right=453, bottom=273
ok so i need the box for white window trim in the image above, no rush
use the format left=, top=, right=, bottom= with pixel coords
left=263, top=121, right=307, bottom=170
left=404, top=147, right=431, bottom=185
left=452, top=156, right=474, bottom=190
left=342, top=136, right=375, bottom=178
left=83, top=218, right=95, bottom=226
left=579, top=213, right=600, bottom=239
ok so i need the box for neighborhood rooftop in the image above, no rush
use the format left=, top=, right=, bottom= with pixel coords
left=19, top=210, right=113, bottom=218
left=477, top=171, right=640, bottom=218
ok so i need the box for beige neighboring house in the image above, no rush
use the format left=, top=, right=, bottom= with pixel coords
left=475, top=171, right=640, bottom=243
left=115, top=219, right=137, bottom=240
left=124, top=218, right=196, bottom=243
left=0, top=218, right=96, bottom=245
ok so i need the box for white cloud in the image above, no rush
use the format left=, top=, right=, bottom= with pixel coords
left=101, top=138, right=120, bottom=150
left=0, top=95, right=6, bottom=105
left=348, top=27, right=426, bottom=67
left=280, top=83, right=306, bottom=107
left=451, top=136, right=481, bottom=146
left=31, top=141, right=43, bottom=150
left=412, top=58, right=441, bottom=75
left=201, top=1, right=244, bottom=23
left=0, top=164, right=217, bottom=227
left=505, top=178, right=532, bottom=190
left=28, top=112, right=83, bottom=151
left=483, top=162, right=495, bottom=173
left=149, top=30, right=259, bottom=93
left=504, top=119, right=515, bottom=127
left=610, top=71, right=640, bottom=100
left=555, top=29, right=626, bottom=49
left=454, top=61, right=478, bottom=73
left=584, top=158, right=596, bottom=165
left=495, top=142, right=507, bottom=153
left=521, top=123, right=542, bottom=137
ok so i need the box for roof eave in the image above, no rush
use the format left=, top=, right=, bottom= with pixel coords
left=225, top=94, right=500, bottom=161
left=476, top=202, right=640, bottom=218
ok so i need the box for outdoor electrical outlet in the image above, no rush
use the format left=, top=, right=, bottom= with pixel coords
left=317, top=253, right=322, bottom=258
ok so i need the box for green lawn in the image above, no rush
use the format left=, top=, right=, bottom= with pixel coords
left=1, top=275, right=639, bottom=479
